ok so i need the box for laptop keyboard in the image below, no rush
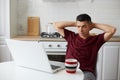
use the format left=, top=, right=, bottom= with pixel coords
left=50, top=65, right=61, bottom=70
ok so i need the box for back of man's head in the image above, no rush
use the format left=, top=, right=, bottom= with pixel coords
left=76, top=14, right=92, bottom=23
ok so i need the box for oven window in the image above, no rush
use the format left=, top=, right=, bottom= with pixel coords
left=48, top=55, right=65, bottom=62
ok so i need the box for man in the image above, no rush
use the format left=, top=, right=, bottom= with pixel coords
left=53, top=14, right=116, bottom=80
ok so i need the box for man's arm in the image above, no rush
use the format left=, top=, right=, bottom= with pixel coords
left=93, top=23, right=116, bottom=41
left=53, top=21, right=76, bottom=37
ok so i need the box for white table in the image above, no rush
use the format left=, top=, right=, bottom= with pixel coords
left=0, top=61, right=84, bottom=80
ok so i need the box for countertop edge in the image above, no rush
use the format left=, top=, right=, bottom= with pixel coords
left=12, top=36, right=120, bottom=42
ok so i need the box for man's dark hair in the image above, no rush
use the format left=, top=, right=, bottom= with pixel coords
left=76, top=14, right=92, bottom=23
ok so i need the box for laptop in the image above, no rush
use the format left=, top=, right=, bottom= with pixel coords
left=6, top=39, right=65, bottom=73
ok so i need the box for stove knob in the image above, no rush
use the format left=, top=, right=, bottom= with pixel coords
left=48, top=44, right=52, bottom=47
left=57, top=44, right=60, bottom=47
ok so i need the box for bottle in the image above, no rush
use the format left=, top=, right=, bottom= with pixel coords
left=47, top=23, right=53, bottom=34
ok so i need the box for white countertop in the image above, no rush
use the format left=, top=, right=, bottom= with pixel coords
left=0, top=61, right=84, bottom=80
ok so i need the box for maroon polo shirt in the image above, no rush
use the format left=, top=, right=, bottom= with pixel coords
left=64, top=29, right=106, bottom=75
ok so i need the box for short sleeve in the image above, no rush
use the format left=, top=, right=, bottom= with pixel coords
left=96, top=33, right=106, bottom=47
left=63, top=29, right=76, bottom=42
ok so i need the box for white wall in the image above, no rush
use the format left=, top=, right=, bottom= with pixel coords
left=17, top=0, right=120, bottom=35
left=10, top=0, right=18, bottom=38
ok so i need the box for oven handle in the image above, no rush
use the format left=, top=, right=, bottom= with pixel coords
left=46, top=51, right=66, bottom=53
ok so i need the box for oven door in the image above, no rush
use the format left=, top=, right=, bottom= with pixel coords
left=41, top=41, right=67, bottom=62
left=48, top=54, right=65, bottom=62
left=46, top=46, right=66, bottom=62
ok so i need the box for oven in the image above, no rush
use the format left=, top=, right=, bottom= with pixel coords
left=40, top=41, right=67, bottom=62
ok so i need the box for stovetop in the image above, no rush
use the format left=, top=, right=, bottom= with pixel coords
left=40, top=32, right=62, bottom=38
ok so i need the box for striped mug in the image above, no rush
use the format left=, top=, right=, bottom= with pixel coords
left=65, top=59, right=78, bottom=73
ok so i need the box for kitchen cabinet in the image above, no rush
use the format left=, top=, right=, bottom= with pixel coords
left=0, top=0, right=17, bottom=62
left=101, top=42, right=120, bottom=80
left=119, top=52, right=120, bottom=80
left=96, top=47, right=103, bottom=80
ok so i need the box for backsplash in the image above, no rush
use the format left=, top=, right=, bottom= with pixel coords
left=17, top=0, right=120, bottom=36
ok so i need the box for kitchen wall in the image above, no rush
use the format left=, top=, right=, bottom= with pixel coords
left=17, top=0, right=120, bottom=35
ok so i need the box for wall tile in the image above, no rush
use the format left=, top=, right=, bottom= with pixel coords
left=17, top=0, right=120, bottom=35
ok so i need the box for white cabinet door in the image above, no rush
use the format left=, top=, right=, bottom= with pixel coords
left=97, top=47, right=103, bottom=80
left=118, top=48, right=120, bottom=80
left=102, top=45, right=119, bottom=80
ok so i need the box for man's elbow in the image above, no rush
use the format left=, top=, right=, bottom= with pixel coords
left=111, top=27, right=116, bottom=35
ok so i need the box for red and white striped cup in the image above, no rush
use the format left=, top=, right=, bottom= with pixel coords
left=65, top=59, right=78, bottom=73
